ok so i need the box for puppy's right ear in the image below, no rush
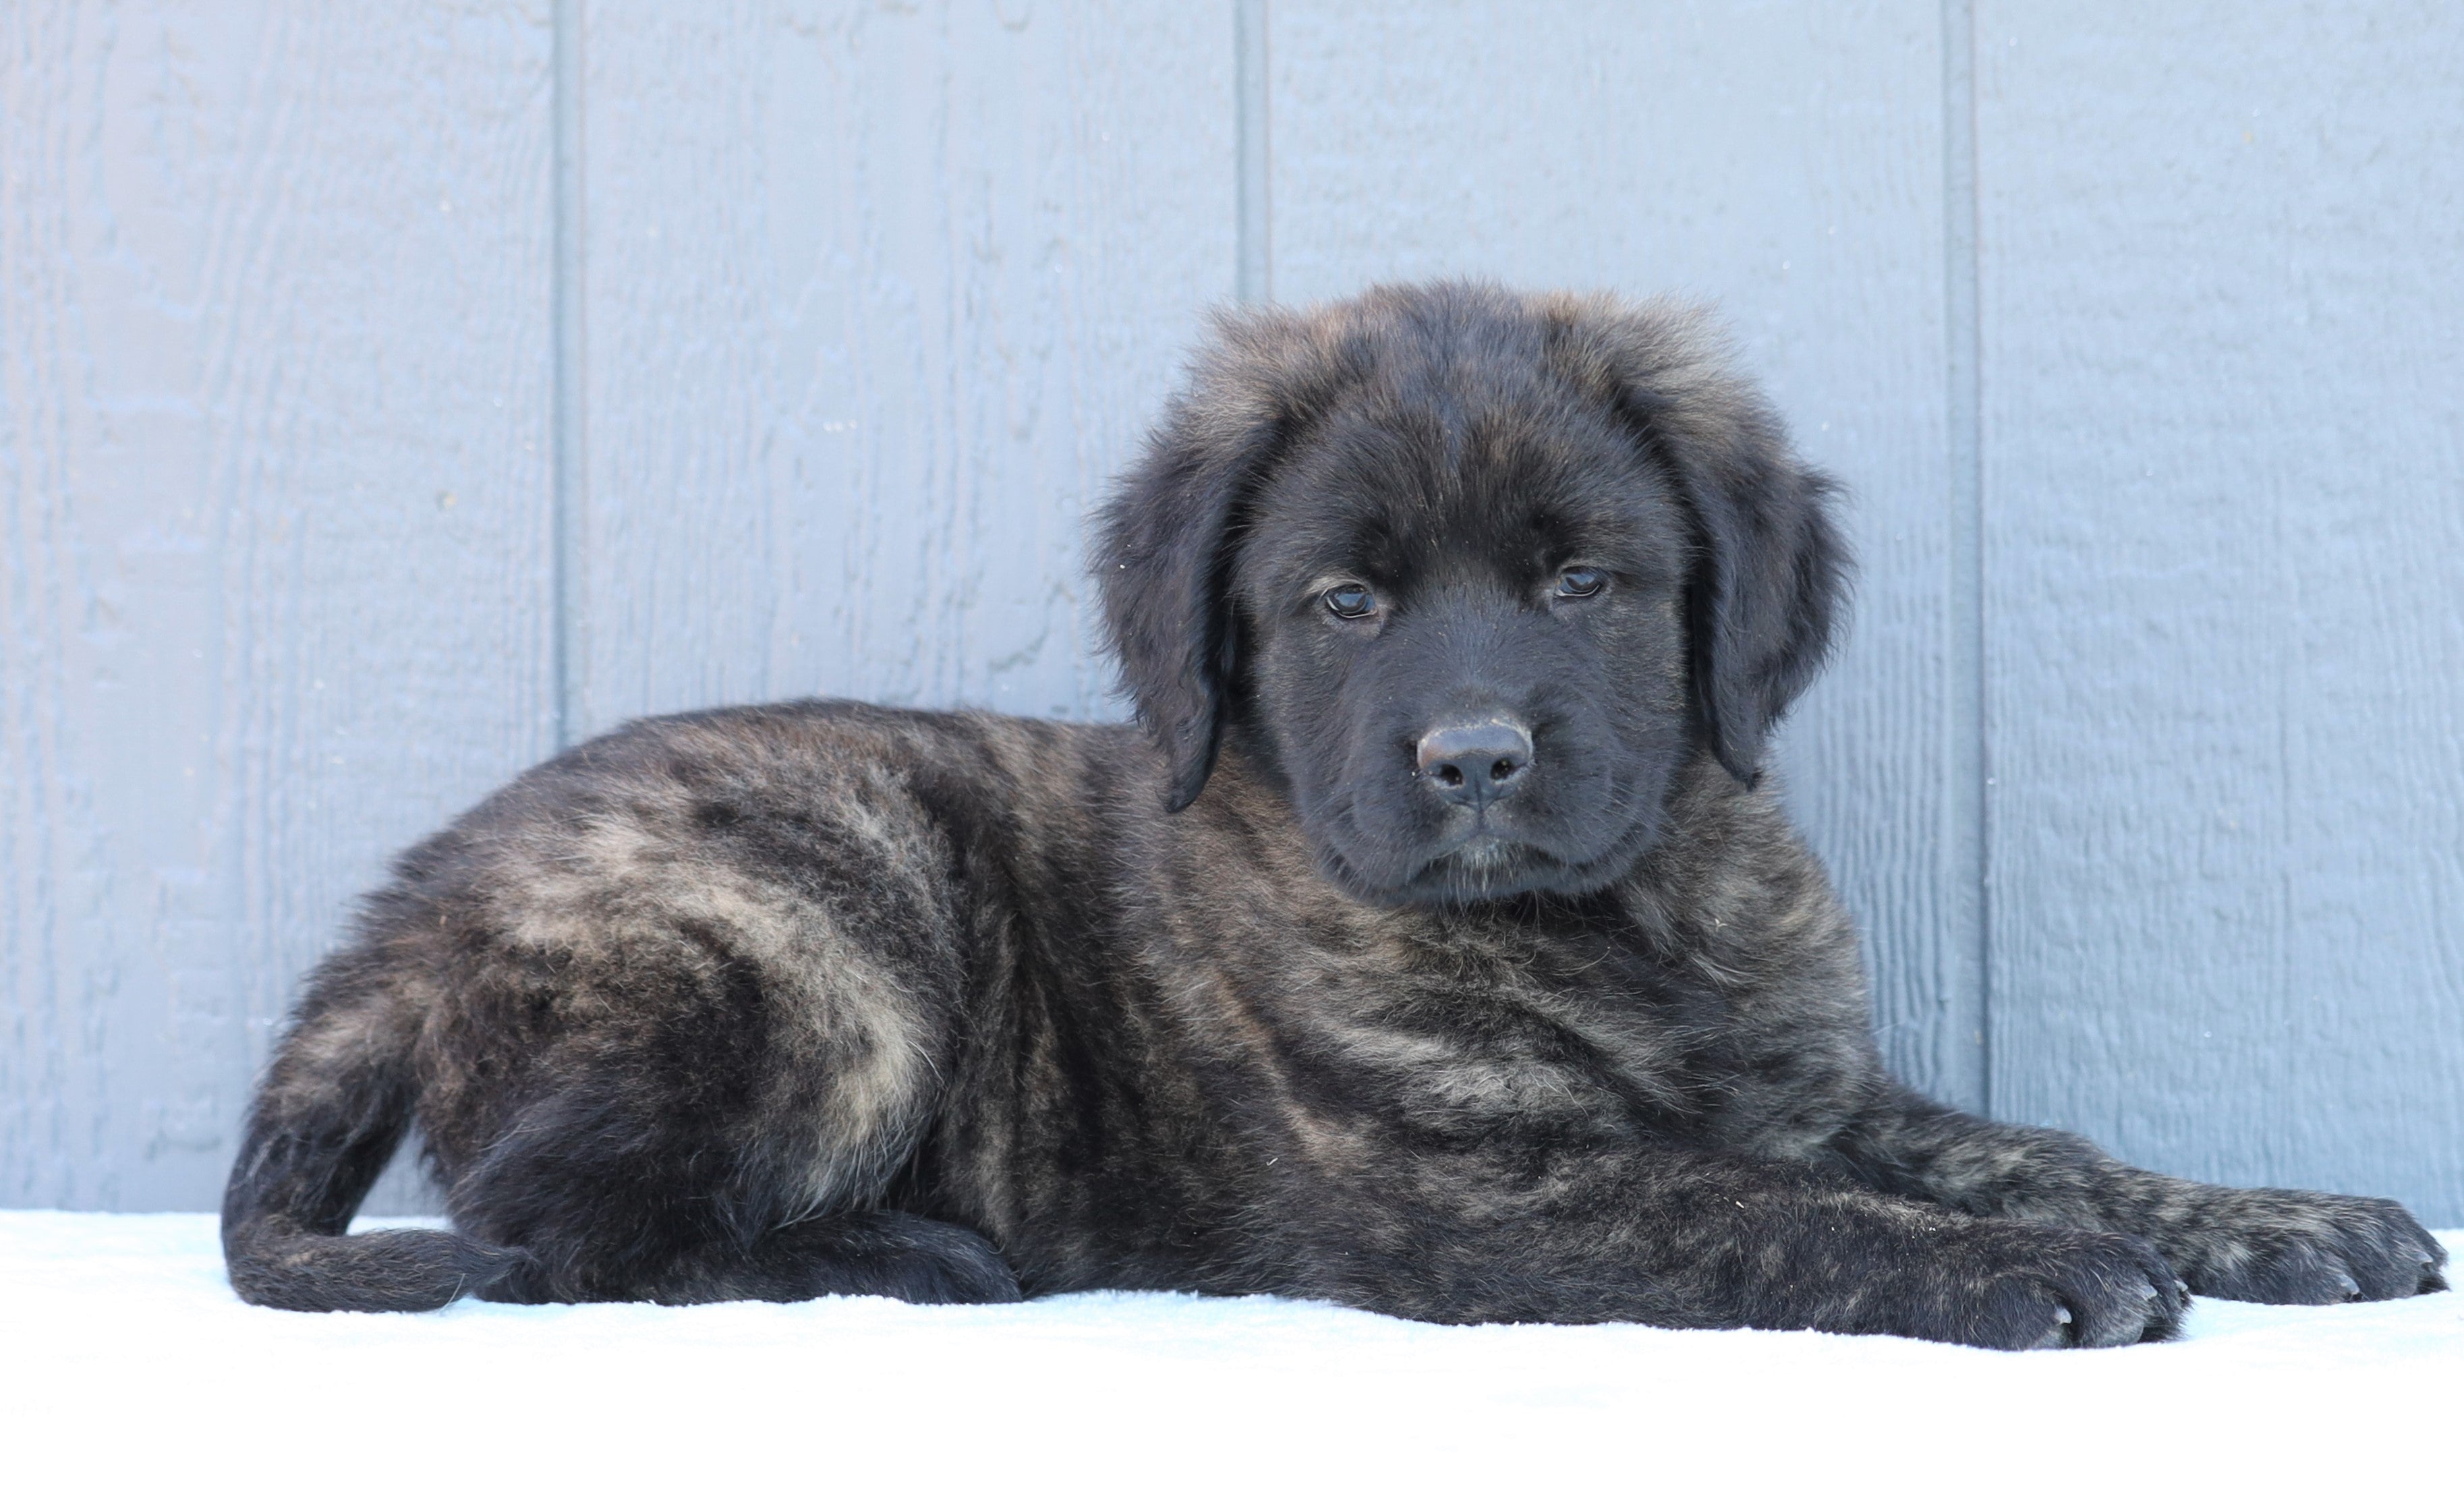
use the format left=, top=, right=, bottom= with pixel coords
left=1095, top=409, right=1255, bottom=813
left=1096, top=308, right=1343, bottom=813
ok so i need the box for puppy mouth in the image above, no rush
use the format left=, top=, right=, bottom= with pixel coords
left=1420, top=833, right=1552, bottom=890
left=1343, top=823, right=1580, bottom=905
left=1425, top=812, right=1536, bottom=870
left=1443, top=834, right=1518, bottom=870
left=1394, top=836, right=1572, bottom=904
left=1317, top=790, right=1668, bottom=907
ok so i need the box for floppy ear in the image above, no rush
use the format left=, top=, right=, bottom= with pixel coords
left=1095, top=407, right=1258, bottom=813
left=1546, top=295, right=1849, bottom=786
left=1096, top=308, right=1338, bottom=812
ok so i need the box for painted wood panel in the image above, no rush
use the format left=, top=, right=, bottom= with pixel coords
left=7, top=1, right=2460, bottom=1226
left=1267, top=0, right=1979, bottom=1104
left=572, top=0, right=1235, bottom=737
left=1976, top=1, right=2464, bottom=1217
left=1, top=3, right=556, bottom=1211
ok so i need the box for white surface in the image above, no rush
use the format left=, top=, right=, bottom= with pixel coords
left=5, top=1213, right=2458, bottom=1483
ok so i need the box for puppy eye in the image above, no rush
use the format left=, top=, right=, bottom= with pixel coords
left=1553, top=567, right=1606, bottom=600
left=1323, top=583, right=1378, bottom=621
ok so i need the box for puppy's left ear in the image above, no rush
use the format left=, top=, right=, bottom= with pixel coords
left=1547, top=295, right=1850, bottom=786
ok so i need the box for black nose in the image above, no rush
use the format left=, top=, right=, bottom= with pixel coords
left=1416, top=720, right=1535, bottom=809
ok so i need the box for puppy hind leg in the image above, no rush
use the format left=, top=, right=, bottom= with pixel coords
left=448, top=1070, right=979, bottom=1306
left=631, top=1211, right=1021, bottom=1306
left=457, top=1104, right=1017, bottom=1307
left=445, top=939, right=977, bottom=1305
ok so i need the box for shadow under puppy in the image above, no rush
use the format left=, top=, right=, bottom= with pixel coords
left=224, top=281, right=2445, bottom=1347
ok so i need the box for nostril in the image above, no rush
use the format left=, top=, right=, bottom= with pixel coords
left=1490, top=758, right=1517, bottom=782
left=1437, top=764, right=1464, bottom=787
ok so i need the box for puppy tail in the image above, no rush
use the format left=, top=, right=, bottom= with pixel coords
left=220, top=955, right=521, bottom=1312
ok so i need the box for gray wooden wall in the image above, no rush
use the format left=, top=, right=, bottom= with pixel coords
left=6, top=2, right=2459, bottom=1222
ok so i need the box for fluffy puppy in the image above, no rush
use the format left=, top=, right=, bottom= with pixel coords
left=223, top=282, right=2444, bottom=1346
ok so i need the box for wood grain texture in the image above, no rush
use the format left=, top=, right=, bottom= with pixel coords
left=1, top=2, right=556, bottom=1211
left=1976, top=1, right=2464, bottom=1219
left=572, top=0, right=1235, bottom=736
left=1268, top=0, right=1978, bottom=1104
left=8, top=2, right=2460, bottom=1226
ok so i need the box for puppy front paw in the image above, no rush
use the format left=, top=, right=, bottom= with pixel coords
left=2167, top=1189, right=2446, bottom=1304
left=1908, top=1224, right=2188, bottom=1350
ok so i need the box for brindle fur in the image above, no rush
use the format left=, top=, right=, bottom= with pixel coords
left=225, top=283, right=2444, bottom=1346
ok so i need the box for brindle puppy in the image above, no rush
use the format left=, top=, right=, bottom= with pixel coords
left=224, top=282, right=2445, bottom=1346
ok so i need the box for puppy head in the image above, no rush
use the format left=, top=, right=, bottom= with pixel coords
left=1096, top=281, right=1845, bottom=905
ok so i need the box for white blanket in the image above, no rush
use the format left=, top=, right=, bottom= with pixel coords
left=5, top=1212, right=2457, bottom=1482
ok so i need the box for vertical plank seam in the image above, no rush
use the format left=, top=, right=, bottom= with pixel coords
left=552, top=0, right=588, bottom=749
left=1235, top=0, right=1271, bottom=303
left=1942, top=0, right=1991, bottom=1117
